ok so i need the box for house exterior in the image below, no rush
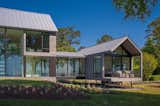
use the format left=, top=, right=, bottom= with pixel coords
left=0, top=7, right=142, bottom=82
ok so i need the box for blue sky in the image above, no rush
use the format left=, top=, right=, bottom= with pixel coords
left=0, top=0, right=159, bottom=49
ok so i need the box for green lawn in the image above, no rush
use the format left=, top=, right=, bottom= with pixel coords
left=0, top=79, right=54, bottom=87
left=0, top=79, right=159, bottom=106
left=0, top=92, right=159, bottom=106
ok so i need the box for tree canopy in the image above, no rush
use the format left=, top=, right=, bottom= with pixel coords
left=143, top=17, right=160, bottom=64
left=113, top=0, right=157, bottom=20
left=96, top=34, right=113, bottom=44
left=56, top=27, right=80, bottom=52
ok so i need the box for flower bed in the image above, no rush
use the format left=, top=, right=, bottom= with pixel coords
left=0, top=84, right=88, bottom=99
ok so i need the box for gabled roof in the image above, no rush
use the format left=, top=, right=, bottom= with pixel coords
left=78, top=36, right=141, bottom=56
left=56, top=36, right=141, bottom=58
left=56, top=52, right=85, bottom=58
left=0, top=7, right=58, bottom=32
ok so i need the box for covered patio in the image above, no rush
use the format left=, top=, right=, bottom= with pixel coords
left=101, top=38, right=143, bottom=81
left=79, top=36, right=143, bottom=82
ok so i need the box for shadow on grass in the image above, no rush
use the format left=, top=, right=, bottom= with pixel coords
left=0, top=91, right=159, bottom=106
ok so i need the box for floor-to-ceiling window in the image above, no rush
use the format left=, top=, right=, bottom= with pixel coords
left=93, top=55, right=102, bottom=78
left=6, top=29, right=23, bottom=76
left=56, top=58, right=81, bottom=77
left=56, top=58, right=68, bottom=76
left=26, top=56, right=49, bottom=77
left=112, top=46, right=131, bottom=71
left=0, top=28, right=23, bottom=76
left=0, top=28, right=5, bottom=76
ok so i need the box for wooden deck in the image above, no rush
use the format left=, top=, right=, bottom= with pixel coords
left=104, top=77, right=142, bottom=82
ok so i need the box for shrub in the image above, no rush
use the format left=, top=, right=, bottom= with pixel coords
left=143, top=52, right=158, bottom=80
left=0, top=84, right=88, bottom=99
left=149, top=75, right=160, bottom=81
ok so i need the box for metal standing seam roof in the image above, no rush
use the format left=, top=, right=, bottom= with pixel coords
left=0, top=7, right=58, bottom=32
left=56, top=36, right=141, bottom=58
left=56, top=52, right=85, bottom=58
left=78, top=36, right=141, bottom=56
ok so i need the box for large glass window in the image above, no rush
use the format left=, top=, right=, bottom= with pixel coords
left=112, top=46, right=131, bottom=71
left=93, top=56, right=102, bottom=78
left=112, top=57, right=121, bottom=71
left=104, top=55, right=112, bottom=76
left=113, top=46, right=129, bottom=55
left=26, top=31, right=49, bottom=52
left=122, top=57, right=130, bottom=70
left=56, top=58, right=81, bottom=77
left=0, top=28, right=23, bottom=76
left=0, top=28, right=5, bottom=54
left=56, top=58, right=68, bottom=76
left=0, top=28, right=5, bottom=76
left=6, top=55, right=22, bottom=76
left=6, top=29, right=23, bottom=55
left=26, top=56, right=49, bottom=77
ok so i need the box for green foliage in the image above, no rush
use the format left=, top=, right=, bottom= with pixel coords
left=132, top=56, right=140, bottom=76
left=113, top=0, right=157, bottom=20
left=143, top=17, right=160, bottom=73
left=96, top=34, right=113, bottom=44
left=143, top=52, right=158, bottom=80
left=142, top=36, right=155, bottom=54
left=149, top=74, right=160, bottom=81
left=57, top=27, right=80, bottom=52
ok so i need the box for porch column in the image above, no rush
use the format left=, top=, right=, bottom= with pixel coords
left=101, top=53, right=105, bottom=79
left=22, top=32, right=26, bottom=77
left=23, top=56, right=26, bottom=77
left=49, top=57, right=56, bottom=77
left=130, top=56, right=133, bottom=71
left=140, top=53, right=143, bottom=80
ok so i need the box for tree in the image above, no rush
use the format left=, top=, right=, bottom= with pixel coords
left=143, top=52, right=158, bottom=80
left=57, top=27, right=80, bottom=52
left=143, top=17, right=160, bottom=64
left=142, top=36, right=155, bottom=54
left=113, top=0, right=157, bottom=20
left=96, top=34, right=113, bottom=44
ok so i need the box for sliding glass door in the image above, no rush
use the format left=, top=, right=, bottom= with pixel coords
left=56, top=58, right=81, bottom=77
left=26, top=56, right=49, bottom=77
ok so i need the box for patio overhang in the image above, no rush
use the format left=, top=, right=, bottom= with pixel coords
left=56, top=52, right=85, bottom=58
left=111, top=38, right=142, bottom=56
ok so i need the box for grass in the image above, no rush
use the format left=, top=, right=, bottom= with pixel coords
left=0, top=79, right=159, bottom=106
left=0, top=78, right=54, bottom=87
left=0, top=92, right=159, bottom=106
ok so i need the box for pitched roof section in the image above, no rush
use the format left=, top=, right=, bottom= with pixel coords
left=0, top=7, right=58, bottom=32
left=56, top=37, right=141, bottom=58
left=56, top=52, right=85, bottom=58
left=79, top=36, right=141, bottom=56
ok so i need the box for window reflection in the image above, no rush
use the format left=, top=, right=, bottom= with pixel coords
left=26, top=56, right=49, bottom=77
left=26, top=31, right=49, bottom=52
left=56, top=58, right=81, bottom=77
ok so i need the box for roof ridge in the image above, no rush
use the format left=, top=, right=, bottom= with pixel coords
left=79, top=36, right=128, bottom=51
left=0, top=7, right=49, bottom=16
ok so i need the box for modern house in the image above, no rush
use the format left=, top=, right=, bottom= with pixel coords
left=0, top=7, right=142, bottom=82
